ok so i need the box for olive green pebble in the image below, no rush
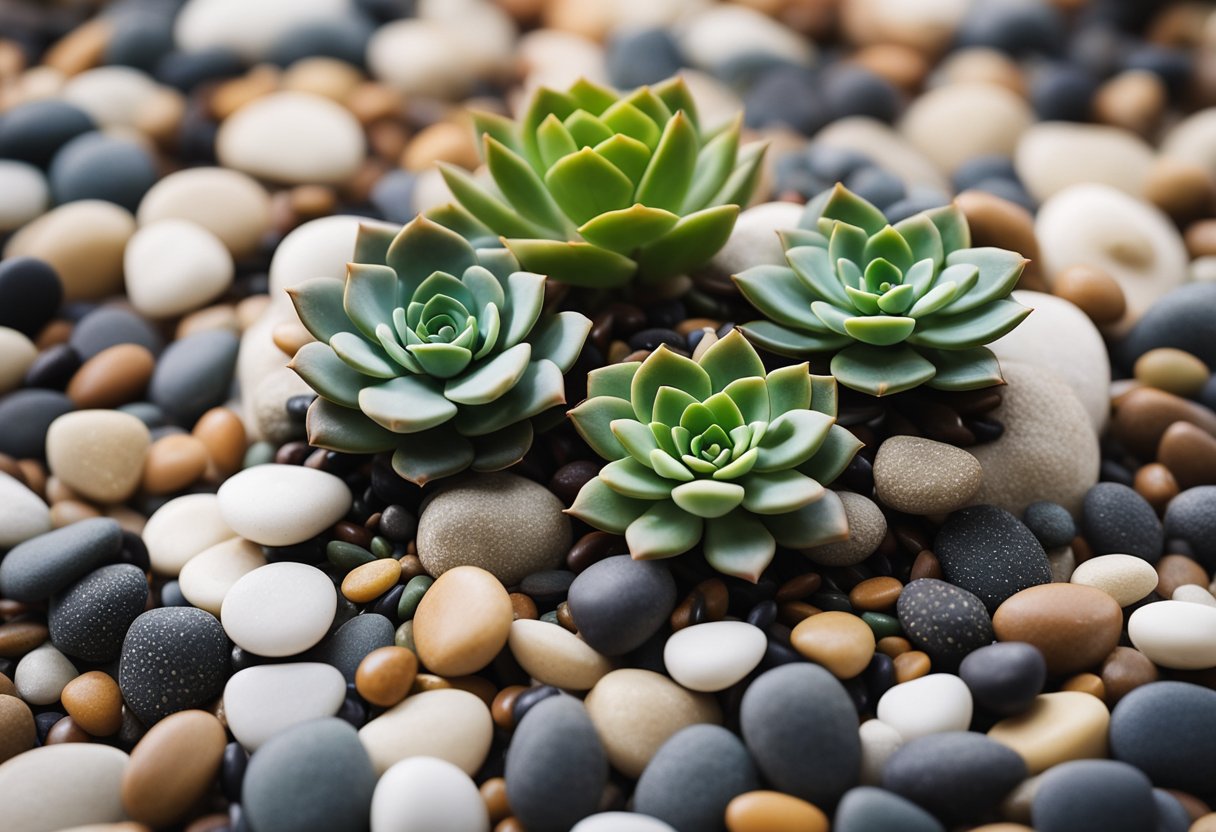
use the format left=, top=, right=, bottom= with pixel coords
left=242, top=441, right=276, bottom=469
left=862, top=612, right=903, bottom=640
left=327, top=540, right=376, bottom=571
left=396, top=575, right=433, bottom=620
left=394, top=620, right=415, bottom=651
left=370, top=536, right=394, bottom=559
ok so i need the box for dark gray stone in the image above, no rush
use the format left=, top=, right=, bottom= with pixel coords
left=119, top=607, right=230, bottom=725
left=633, top=725, right=760, bottom=832
left=959, top=642, right=1047, bottom=716
left=369, top=169, right=416, bottom=224
left=740, top=663, right=860, bottom=806
left=506, top=695, right=607, bottom=832
left=567, top=555, right=676, bottom=656
left=0, top=256, right=62, bottom=338
left=149, top=329, right=240, bottom=425
left=935, top=505, right=1053, bottom=612
left=1122, top=283, right=1216, bottom=369
left=49, top=563, right=148, bottom=662
left=1082, top=483, right=1163, bottom=563
left=744, top=67, right=826, bottom=135
left=1022, top=500, right=1076, bottom=549
left=104, top=16, right=176, bottom=72
left=0, top=518, right=123, bottom=602
left=881, top=732, right=1026, bottom=825
left=1163, top=487, right=1216, bottom=571
left=49, top=132, right=158, bottom=211
left=1110, top=681, right=1216, bottom=800
left=606, top=28, right=683, bottom=90
left=1152, top=789, right=1191, bottom=832
left=822, top=64, right=900, bottom=123
left=243, top=717, right=375, bottom=832
left=955, top=0, right=1067, bottom=57
left=519, top=569, right=575, bottom=607
left=265, top=16, right=374, bottom=67
left=834, top=786, right=945, bottom=832
left=304, top=613, right=393, bottom=683
left=897, top=579, right=993, bottom=669
left=0, top=99, right=96, bottom=168
left=70, top=305, right=163, bottom=359
left=1032, top=760, right=1155, bottom=832
left=0, top=389, right=73, bottom=458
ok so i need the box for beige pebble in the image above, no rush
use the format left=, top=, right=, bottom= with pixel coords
left=1092, top=70, right=1166, bottom=136
left=790, top=611, right=876, bottom=679
left=508, top=618, right=613, bottom=691
left=4, top=200, right=135, bottom=300
left=44, top=18, right=110, bottom=76
left=1070, top=554, right=1159, bottom=607
left=413, top=566, right=512, bottom=676
left=987, top=691, right=1110, bottom=775
left=177, top=537, right=266, bottom=616
left=873, top=436, right=983, bottom=515
left=121, top=710, right=226, bottom=828
left=142, top=434, right=209, bottom=495
left=61, top=671, right=123, bottom=737
left=176, top=305, right=241, bottom=340
left=271, top=319, right=315, bottom=357
left=358, top=688, right=493, bottom=776
left=0, top=327, right=37, bottom=395
left=137, top=167, right=271, bottom=259
left=281, top=57, right=363, bottom=102
left=46, top=410, right=151, bottom=504
left=66, top=344, right=155, bottom=409
left=401, top=121, right=480, bottom=172
left=51, top=499, right=102, bottom=527
left=1051, top=264, right=1127, bottom=326
left=1134, top=348, right=1210, bottom=399
left=143, top=493, right=236, bottom=577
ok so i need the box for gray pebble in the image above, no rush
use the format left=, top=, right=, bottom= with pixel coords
left=633, top=724, right=759, bottom=832
left=935, top=505, right=1053, bottom=612
left=119, top=607, right=230, bottom=725
left=149, top=329, right=239, bottom=425
left=0, top=389, right=73, bottom=459
left=304, top=613, right=394, bottom=683
left=70, top=305, right=162, bottom=359
left=834, top=786, right=945, bottom=832
left=1109, top=681, right=1216, bottom=799
left=897, top=579, right=993, bottom=669
left=0, top=518, right=123, bottom=602
left=567, top=555, right=676, bottom=656
left=49, top=563, right=149, bottom=662
left=1081, top=483, right=1163, bottom=563
left=1032, top=759, right=1155, bottom=832
left=1164, top=486, right=1216, bottom=571
left=49, top=132, right=158, bottom=211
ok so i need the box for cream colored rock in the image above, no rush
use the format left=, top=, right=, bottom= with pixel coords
left=221, top=562, right=337, bottom=657
left=584, top=668, right=721, bottom=779
left=367, top=20, right=476, bottom=99
left=987, top=691, right=1110, bottom=775
left=0, top=744, right=129, bottom=832
left=358, top=689, right=493, bottom=776
left=46, top=410, right=150, bottom=504
left=61, top=66, right=158, bottom=128
left=1161, top=107, right=1216, bottom=176
left=4, top=200, right=135, bottom=300
left=677, top=5, right=814, bottom=70
left=900, top=83, right=1034, bottom=174
left=137, top=167, right=271, bottom=257
left=708, top=201, right=804, bottom=280
left=1015, top=122, right=1155, bottom=201
left=859, top=718, right=903, bottom=786
left=267, top=214, right=398, bottom=296
left=370, top=757, right=489, bottom=832
left=0, top=472, right=51, bottom=548
left=143, top=493, right=236, bottom=576
left=841, top=0, right=969, bottom=52
left=876, top=674, right=973, bottom=741
left=1173, top=584, right=1216, bottom=607
left=0, top=327, right=37, bottom=395
left=814, top=117, right=949, bottom=190
left=662, top=621, right=767, bottom=693
left=216, top=464, right=351, bottom=546
left=14, top=644, right=78, bottom=706
left=175, top=0, right=350, bottom=62
left=873, top=436, right=982, bottom=515
left=1128, top=600, right=1216, bottom=669
left=124, top=220, right=233, bottom=318
left=1070, top=554, right=1158, bottom=607
left=224, top=663, right=346, bottom=750
left=0, top=160, right=48, bottom=232
left=250, top=364, right=313, bottom=444
left=517, top=29, right=608, bottom=95
left=508, top=619, right=613, bottom=691
left=178, top=537, right=265, bottom=615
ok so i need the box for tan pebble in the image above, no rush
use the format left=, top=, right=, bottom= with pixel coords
left=877, top=636, right=912, bottom=658
left=851, top=43, right=928, bottom=91
left=56, top=823, right=153, bottom=832
left=282, top=57, right=363, bottom=101
left=790, top=610, right=876, bottom=679
left=480, top=776, right=510, bottom=823
left=1144, top=158, right=1215, bottom=224
left=342, top=558, right=401, bottom=604
left=51, top=500, right=102, bottom=526
left=44, top=19, right=110, bottom=76
left=0, top=327, right=37, bottom=395
left=1070, top=553, right=1159, bottom=607
left=0, top=673, right=15, bottom=697
left=1159, top=422, right=1216, bottom=490
left=345, top=81, right=402, bottom=124
left=1093, top=70, right=1166, bottom=136
left=1051, top=264, right=1127, bottom=325
left=210, top=65, right=280, bottom=120
left=270, top=318, right=313, bottom=355
left=409, top=673, right=450, bottom=694
left=402, top=121, right=480, bottom=172
left=367, top=119, right=409, bottom=163
left=46, top=410, right=150, bottom=504
left=937, top=48, right=1027, bottom=96
left=893, top=650, right=931, bottom=683
left=121, top=710, right=226, bottom=827
left=61, top=671, right=123, bottom=737
left=993, top=584, right=1122, bottom=675
left=507, top=618, right=613, bottom=691
left=289, top=185, right=337, bottom=220
left=1156, top=555, right=1210, bottom=599
left=1062, top=672, right=1105, bottom=699
left=4, top=200, right=135, bottom=300
left=1112, top=387, right=1216, bottom=458
left=1135, top=348, right=1211, bottom=398
left=192, top=407, right=247, bottom=478
left=357, top=688, right=492, bottom=775
left=0, top=693, right=35, bottom=763
left=46, top=475, right=82, bottom=504
left=971, top=826, right=1035, bottom=832
left=355, top=645, right=418, bottom=708
left=0, top=620, right=49, bottom=658
left=1100, top=646, right=1160, bottom=706
left=1195, top=814, right=1216, bottom=832
left=142, top=434, right=209, bottom=495
left=1135, top=463, right=1180, bottom=513
left=987, top=691, right=1109, bottom=774
left=176, top=305, right=240, bottom=340
left=956, top=190, right=1044, bottom=290
left=494, top=818, right=525, bottom=832
left=1186, top=219, right=1216, bottom=258
left=413, top=566, right=512, bottom=676
left=134, top=86, right=186, bottom=148
left=725, top=789, right=829, bottom=832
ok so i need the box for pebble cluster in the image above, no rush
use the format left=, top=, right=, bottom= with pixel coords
left=1, top=1, right=1216, bottom=832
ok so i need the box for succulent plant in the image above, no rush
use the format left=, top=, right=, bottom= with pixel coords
left=287, top=216, right=592, bottom=485
left=734, top=184, right=1031, bottom=396
left=566, top=330, right=862, bottom=582
left=432, top=76, right=766, bottom=290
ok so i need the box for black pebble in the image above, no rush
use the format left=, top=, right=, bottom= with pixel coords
left=1163, top=486, right=1216, bottom=571
left=104, top=15, right=175, bottom=72
left=378, top=504, right=418, bottom=542
left=265, top=16, right=374, bottom=68
left=0, top=517, right=123, bottom=602
left=156, top=47, right=245, bottom=91
left=49, top=563, right=149, bottom=662
left=0, top=389, right=73, bottom=459
left=0, top=99, right=96, bottom=168
left=834, top=786, right=945, bottom=832
left=1032, top=759, right=1155, bottom=832
left=822, top=64, right=901, bottom=123
left=954, top=0, right=1066, bottom=56
left=149, top=329, right=240, bottom=426
left=1081, top=483, right=1163, bottom=563
left=304, top=613, right=394, bottom=683
left=897, top=579, right=993, bottom=669
left=935, top=505, right=1053, bottom=612
left=1031, top=63, right=1098, bottom=121
left=70, top=305, right=163, bottom=360
left=23, top=343, right=81, bottom=390
left=1121, top=283, right=1216, bottom=369
left=519, top=570, right=576, bottom=607
left=0, top=256, right=62, bottom=338
left=744, top=67, right=826, bottom=135
left=118, top=607, right=231, bottom=725
left=222, top=741, right=248, bottom=802
left=513, top=685, right=561, bottom=725
left=959, top=641, right=1046, bottom=715
left=566, top=555, right=676, bottom=656
left=1022, top=500, right=1075, bottom=549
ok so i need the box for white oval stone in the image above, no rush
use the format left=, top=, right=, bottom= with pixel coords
left=14, top=643, right=78, bottom=706
left=358, top=689, right=493, bottom=776
left=859, top=718, right=903, bottom=786
left=709, top=201, right=804, bottom=279
left=371, top=757, right=489, bottom=832
left=508, top=618, right=614, bottom=691
left=0, top=327, right=37, bottom=395
left=137, top=167, right=271, bottom=258
left=1070, top=553, right=1158, bottom=607
left=1173, top=584, right=1216, bottom=607
left=1016, top=122, right=1155, bottom=202
left=217, top=464, right=352, bottom=546
left=1161, top=107, right=1216, bottom=176
left=143, top=493, right=237, bottom=576
left=662, top=621, right=767, bottom=692
left=221, top=562, right=336, bottom=657
left=1128, top=600, right=1216, bottom=670
left=678, top=5, right=814, bottom=69
left=900, top=83, right=1034, bottom=174
left=216, top=92, right=365, bottom=185
left=124, top=219, right=234, bottom=318
left=61, top=66, right=159, bottom=128
left=367, top=20, right=474, bottom=98
left=178, top=536, right=266, bottom=615
left=0, top=744, right=128, bottom=832
left=0, top=472, right=51, bottom=548
left=224, top=662, right=346, bottom=750
left=267, top=214, right=398, bottom=295
left=876, top=673, right=973, bottom=741
left=175, top=0, right=351, bottom=62
left=0, top=160, right=48, bottom=231
left=572, top=813, right=678, bottom=832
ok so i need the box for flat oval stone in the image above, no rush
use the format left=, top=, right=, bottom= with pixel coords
left=0, top=99, right=96, bottom=167
left=342, top=558, right=401, bottom=605
left=66, top=343, right=156, bottom=410
left=71, top=305, right=162, bottom=361
left=144, top=493, right=236, bottom=576
left=506, top=695, right=607, bottom=832
left=49, top=563, right=149, bottom=662
left=566, top=555, right=676, bottom=656
left=897, top=579, right=993, bottom=669
left=243, top=717, right=376, bottom=832
left=49, top=132, right=157, bottom=212
left=221, top=562, right=337, bottom=657
left=663, top=621, right=767, bottom=692
left=1081, top=483, right=1164, bottom=563
left=121, top=709, right=226, bottom=827
left=987, top=691, right=1110, bottom=775
left=149, top=329, right=239, bottom=425
left=873, top=437, right=983, bottom=515
left=634, top=724, right=760, bottom=832
left=304, top=613, right=395, bottom=683
left=740, top=663, right=861, bottom=806
left=1109, top=681, right=1216, bottom=796
left=834, top=786, right=945, bottom=832
left=124, top=219, right=234, bottom=318
left=0, top=161, right=48, bottom=233
left=46, top=410, right=150, bottom=504
left=136, top=166, right=271, bottom=258
left=1071, top=553, right=1158, bottom=606
left=508, top=618, right=614, bottom=691
left=0, top=694, right=35, bottom=764
left=791, top=610, right=876, bottom=679
left=3, top=200, right=135, bottom=301
left=1128, top=600, right=1216, bottom=669
left=959, top=642, right=1046, bottom=716
left=935, top=505, right=1053, bottom=613
left=358, top=688, right=493, bottom=776
left=14, top=643, right=78, bottom=706
left=1165, top=487, right=1216, bottom=572
left=878, top=672, right=975, bottom=742
left=371, top=757, right=489, bottom=832
left=0, top=389, right=73, bottom=459
left=217, top=464, right=352, bottom=547
left=119, top=607, right=230, bottom=725
left=0, top=517, right=122, bottom=602
left=0, top=326, right=37, bottom=395
left=1032, top=759, right=1155, bottom=832
left=0, top=744, right=128, bottom=831
left=572, top=813, right=677, bottom=832
left=178, top=537, right=266, bottom=615
left=224, top=662, right=346, bottom=750
left=355, top=646, right=417, bottom=709
left=414, top=566, right=511, bottom=677
left=993, top=583, right=1123, bottom=675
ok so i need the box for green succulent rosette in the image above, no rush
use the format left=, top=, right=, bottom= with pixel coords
left=566, top=330, right=863, bottom=582
left=734, top=184, right=1032, bottom=397
left=433, top=76, right=766, bottom=289
left=287, top=216, right=591, bottom=486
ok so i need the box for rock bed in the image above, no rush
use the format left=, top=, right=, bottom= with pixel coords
left=0, top=1, right=1215, bottom=832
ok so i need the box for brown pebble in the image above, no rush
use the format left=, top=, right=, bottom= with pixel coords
left=955, top=190, right=1044, bottom=290
left=1135, top=463, right=1180, bottom=513
left=566, top=531, right=627, bottom=573
left=696, top=578, right=729, bottom=620
left=0, top=673, right=15, bottom=697
left=61, top=670, right=123, bottom=736
left=790, top=611, right=876, bottom=679
left=121, top=710, right=227, bottom=828
left=355, top=645, right=418, bottom=708
left=345, top=81, right=403, bottom=124
left=191, top=407, right=246, bottom=478
left=1158, top=422, right=1216, bottom=490
left=776, top=572, right=822, bottom=603
left=135, top=86, right=186, bottom=150
left=35, top=319, right=73, bottom=350
left=289, top=184, right=337, bottom=220
left=44, top=18, right=110, bottom=76
left=210, top=65, right=279, bottom=120
left=555, top=601, right=576, bottom=632
left=272, top=319, right=315, bottom=356
left=1051, top=264, right=1127, bottom=325
left=1185, top=219, right=1216, bottom=259
left=281, top=57, right=361, bottom=101
left=877, top=636, right=912, bottom=658
left=491, top=685, right=526, bottom=730
left=893, top=650, right=931, bottom=683
left=1143, top=158, right=1215, bottom=224
left=725, top=790, right=829, bottom=832
left=46, top=715, right=91, bottom=744
left=851, top=43, right=929, bottom=91
left=1165, top=790, right=1210, bottom=822
left=481, top=776, right=510, bottom=823
left=993, top=584, right=1123, bottom=676
left=409, top=673, right=451, bottom=695
left=176, top=304, right=240, bottom=340
left=402, top=120, right=480, bottom=172
left=494, top=818, right=526, bottom=832
left=910, top=549, right=944, bottom=581
left=0, top=620, right=48, bottom=658
left=0, top=693, right=35, bottom=762
left=51, top=499, right=102, bottom=527
left=778, top=601, right=821, bottom=627
left=142, top=434, right=209, bottom=495
left=235, top=294, right=270, bottom=329
left=332, top=520, right=373, bottom=549
left=342, top=558, right=402, bottom=604
left=509, top=592, right=538, bottom=621
left=1156, top=554, right=1209, bottom=599
left=849, top=576, right=903, bottom=612
left=1062, top=672, right=1106, bottom=699
left=1101, top=646, right=1160, bottom=706
left=1135, top=348, right=1211, bottom=399
left=670, top=593, right=701, bottom=631
left=398, top=553, right=425, bottom=581
left=447, top=674, right=497, bottom=708
left=1112, top=387, right=1216, bottom=458
left=1092, top=70, right=1167, bottom=135
left=66, top=344, right=155, bottom=408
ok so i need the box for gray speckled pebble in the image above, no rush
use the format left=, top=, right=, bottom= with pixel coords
left=1022, top=500, right=1076, bottom=549
left=633, top=724, right=759, bottom=832
left=834, top=786, right=945, bottom=832
left=118, top=607, right=230, bottom=725
left=50, top=563, right=148, bottom=662
left=567, top=555, right=676, bottom=656
left=0, top=518, right=123, bottom=602
left=1081, top=483, right=1163, bottom=563
left=1032, top=759, right=1155, bottom=832
left=897, top=579, right=993, bottom=669
left=304, top=613, right=394, bottom=683
left=149, top=329, right=239, bottom=425
left=935, top=505, right=1052, bottom=612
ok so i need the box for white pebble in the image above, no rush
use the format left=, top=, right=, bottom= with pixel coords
left=678, top=5, right=814, bottom=70
left=178, top=536, right=266, bottom=616
left=216, top=463, right=352, bottom=547
left=224, top=662, right=346, bottom=750
left=137, top=167, right=271, bottom=258
left=0, top=744, right=129, bottom=831
left=858, top=718, right=903, bottom=786
left=900, top=83, right=1033, bottom=174
left=0, top=472, right=51, bottom=549
left=367, top=20, right=476, bottom=99
left=663, top=621, right=767, bottom=693
left=143, top=493, right=236, bottom=576
left=876, top=673, right=973, bottom=741
left=359, top=689, right=494, bottom=776
left=221, top=562, right=337, bottom=657
left=0, top=160, right=48, bottom=231
left=124, top=219, right=234, bottom=318
left=175, top=0, right=351, bottom=62
left=60, top=66, right=159, bottom=128
left=1129, top=600, right=1216, bottom=669
left=0, top=327, right=37, bottom=396
left=14, top=643, right=78, bottom=706
left=1161, top=107, right=1216, bottom=176
left=371, top=757, right=489, bottom=832
left=1015, top=122, right=1155, bottom=202
left=1070, top=553, right=1158, bottom=607
left=572, top=813, right=678, bottom=832
left=1173, top=585, right=1216, bottom=608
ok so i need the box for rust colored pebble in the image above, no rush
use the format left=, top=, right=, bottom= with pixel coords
left=725, top=790, right=829, bottom=832
left=791, top=611, right=876, bottom=679
left=893, top=650, right=931, bottom=683
left=910, top=549, right=944, bottom=581
left=877, top=636, right=912, bottom=658
left=409, top=673, right=451, bottom=695
left=1062, top=672, right=1106, bottom=700
left=556, top=601, right=577, bottom=632
left=191, top=407, right=246, bottom=478
left=1158, top=422, right=1216, bottom=490
left=849, top=576, right=903, bottom=612
left=121, top=710, right=227, bottom=828
left=851, top=43, right=930, bottom=91
left=0, top=694, right=35, bottom=763
left=142, top=434, right=209, bottom=495
left=0, top=673, right=16, bottom=697
left=66, top=343, right=155, bottom=408
left=332, top=520, right=373, bottom=549
left=1157, top=555, right=1210, bottom=598
left=447, top=675, right=497, bottom=708
left=492, top=685, right=527, bottom=730
left=398, top=554, right=426, bottom=581
left=355, top=646, right=418, bottom=708
left=46, top=715, right=91, bottom=744
left=776, top=572, right=823, bottom=603
left=342, top=558, right=402, bottom=604
left=992, top=584, right=1123, bottom=676
left=670, top=593, right=701, bottom=631
left=697, top=578, right=729, bottom=620
left=778, top=601, right=821, bottom=628
left=1051, top=264, right=1127, bottom=325
left=1135, top=463, right=1180, bottom=513
left=61, top=670, right=123, bottom=736
left=509, top=593, right=538, bottom=620
left=480, top=776, right=510, bottom=823
left=1185, top=220, right=1216, bottom=258
left=16, top=460, right=46, bottom=499
left=0, top=620, right=49, bottom=658
left=1101, top=646, right=1160, bottom=706
left=35, top=319, right=73, bottom=350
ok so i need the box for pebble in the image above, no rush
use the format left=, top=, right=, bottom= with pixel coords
left=959, top=642, right=1046, bottom=716
left=143, top=493, right=235, bottom=576
left=118, top=607, right=230, bottom=725
left=0, top=99, right=96, bottom=168
left=305, top=613, right=395, bottom=683
left=149, top=329, right=240, bottom=425
left=633, top=725, right=760, bottom=832
left=60, top=671, right=122, bottom=737
left=136, top=166, right=271, bottom=258
left=790, top=611, right=876, bottom=679
left=678, top=5, right=814, bottom=70
left=505, top=695, right=607, bottom=832
left=1031, top=759, right=1155, bottom=832
left=1081, top=483, right=1163, bottom=563
left=1071, top=554, right=1158, bottom=606
left=0, top=256, right=61, bottom=338
left=834, top=786, right=945, bottom=832
left=3, top=200, right=135, bottom=301
left=876, top=674, right=974, bottom=741
left=740, top=663, right=860, bottom=806
left=342, top=558, right=401, bottom=605
left=370, top=757, right=489, bottom=832
left=221, top=562, right=337, bottom=657
left=1158, top=423, right=1216, bottom=490
left=1021, top=501, right=1076, bottom=550
left=0, top=161, right=48, bottom=232
left=571, top=816, right=678, bottom=832
left=60, top=66, right=159, bottom=129
left=0, top=472, right=52, bottom=548
left=805, top=492, right=887, bottom=566
left=416, top=473, right=570, bottom=587
left=0, top=744, right=129, bottom=831
left=49, top=563, right=149, bottom=662
left=1109, top=681, right=1216, bottom=797
left=1164, top=487, right=1216, bottom=570
left=900, top=83, right=1033, bottom=173
left=1112, top=387, right=1216, bottom=459
left=1128, top=600, right=1216, bottom=670
left=1173, top=584, right=1216, bottom=607
left=1014, top=122, right=1154, bottom=201
left=872, top=437, right=982, bottom=515
left=121, top=710, right=226, bottom=828
left=45, top=409, right=150, bottom=504
left=565, top=555, right=675, bottom=656
left=413, top=566, right=511, bottom=677
left=509, top=618, right=614, bottom=691
left=14, top=643, right=78, bottom=706
left=893, top=578, right=989, bottom=669
left=1050, top=264, right=1127, bottom=326
left=49, top=132, right=158, bottom=212
left=359, top=688, right=493, bottom=776
left=987, top=691, right=1110, bottom=775
left=0, top=694, right=35, bottom=764
left=935, top=505, right=1053, bottom=613
left=224, top=662, right=346, bottom=750
left=663, top=621, right=766, bottom=692
left=243, top=717, right=376, bottom=832
left=355, top=646, right=417, bottom=708
left=217, top=464, right=351, bottom=547
left=142, top=434, right=209, bottom=494
left=0, top=327, right=36, bottom=395
left=70, top=305, right=161, bottom=360
left=67, top=344, right=155, bottom=410
left=0, top=517, right=122, bottom=602
left=0, top=389, right=74, bottom=458
left=192, top=407, right=247, bottom=477
left=123, top=220, right=234, bottom=319
left=992, top=583, right=1123, bottom=675
left=1122, top=282, right=1216, bottom=369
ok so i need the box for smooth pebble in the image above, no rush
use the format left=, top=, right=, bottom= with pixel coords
left=663, top=621, right=766, bottom=692
left=224, top=662, right=346, bottom=750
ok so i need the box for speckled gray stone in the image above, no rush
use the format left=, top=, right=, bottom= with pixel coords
left=1081, top=483, right=1163, bottom=563
left=882, top=731, right=1026, bottom=825
left=1109, top=681, right=1216, bottom=799
left=118, top=607, right=230, bottom=725
left=633, top=724, right=759, bottom=832
left=0, top=518, right=123, bottom=602
left=935, top=505, right=1053, bottom=612
left=303, top=613, right=394, bottom=683
left=834, top=786, right=945, bottom=832
left=49, top=564, right=148, bottom=662
left=804, top=491, right=886, bottom=567
left=1022, top=500, right=1076, bottom=549
left=896, top=579, right=993, bottom=669
left=567, top=556, right=676, bottom=656
left=873, top=436, right=983, bottom=515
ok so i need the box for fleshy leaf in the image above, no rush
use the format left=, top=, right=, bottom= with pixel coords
left=600, top=100, right=661, bottom=148
left=892, top=213, right=944, bottom=267
left=843, top=315, right=916, bottom=346
left=671, top=480, right=745, bottom=518
left=611, top=419, right=661, bottom=466
left=343, top=263, right=399, bottom=339
left=444, top=342, right=531, bottom=405
left=386, top=216, right=477, bottom=298
left=626, top=500, right=703, bottom=559
left=877, top=283, right=916, bottom=315
left=408, top=342, right=473, bottom=378
left=353, top=223, right=396, bottom=265
left=907, top=281, right=959, bottom=319
left=290, top=342, right=368, bottom=409
left=787, top=245, right=851, bottom=308
left=501, top=271, right=546, bottom=349
left=330, top=331, right=399, bottom=379
left=568, top=78, right=618, bottom=115
left=739, top=320, right=850, bottom=357
left=922, top=346, right=1006, bottom=391
left=454, top=359, right=565, bottom=436
left=740, top=470, right=825, bottom=515
left=471, top=108, right=520, bottom=155
left=682, top=115, right=741, bottom=213
left=359, top=375, right=457, bottom=432
left=830, top=343, right=936, bottom=397
left=755, top=409, right=834, bottom=471
left=703, top=512, right=775, bottom=583
left=522, top=87, right=579, bottom=170
left=564, top=109, right=614, bottom=149
left=709, top=142, right=766, bottom=208
left=652, top=385, right=699, bottom=428
left=940, top=247, right=1027, bottom=314
left=821, top=183, right=888, bottom=235
left=863, top=226, right=915, bottom=274
left=506, top=239, right=637, bottom=288
left=544, top=147, right=635, bottom=225
left=528, top=311, right=592, bottom=373
left=635, top=111, right=698, bottom=213
left=567, top=477, right=651, bottom=533
left=734, top=265, right=820, bottom=330
left=797, top=424, right=863, bottom=486
left=698, top=329, right=766, bottom=393
left=631, top=347, right=712, bottom=422
left=764, top=363, right=812, bottom=417
left=601, top=457, right=676, bottom=500
left=925, top=203, right=971, bottom=253
left=635, top=204, right=739, bottom=283
left=569, top=396, right=635, bottom=460
left=722, top=377, right=769, bottom=424
left=471, top=420, right=535, bottom=472
left=289, top=278, right=352, bottom=343
left=307, top=398, right=398, bottom=453
left=653, top=76, right=700, bottom=128
left=809, top=375, right=838, bottom=418
left=391, top=425, right=476, bottom=486
left=764, top=489, right=849, bottom=549
left=907, top=298, right=1031, bottom=350
left=536, top=113, right=579, bottom=169
left=587, top=362, right=640, bottom=399
left=578, top=205, right=679, bottom=254
left=485, top=136, right=570, bottom=235
left=438, top=164, right=539, bottom=238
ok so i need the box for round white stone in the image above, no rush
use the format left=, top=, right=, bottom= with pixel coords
left=124, top=219, right=234, bottom=318
left=358, top=689, right=494, bottom=776
left=137, top=167, right=271, bottom=257
left=858, top=718, right=903, bottom=785
left=709, top=201, right=805, bottom=279
left=900, top=82, right=1034, bottom=174
left=0, top=744, right=129, bottom=832
left=1015, top=122, right=1155, bottom=202
left=175, top=0, right=351, bottom=62
left=220, top=562, right=337, bottom=657
left=178, top=536, right=267, bottom=616
left=572, top=813, right=678, bottom=832
left=224, top=662, right=346, bottom=750
left=0, top=326, right=37, bottom=396
left=216, top=92, right=365, bottom=185
left=216, top=464, right=352, bottom=546
left=662, top=621, right=767, bottom=692
left=60, top=66, right=159, bottom=128
left=367, top=20, right=475, bottom=98
left=1070, top=553, right=1158, bottom=607
left=371, top=757, right=489, bottom=832
left=0, top=471, right=50, bottom=548
left=1173, top=585, right=1216, bottom=608
left=143, top=493, right=237, bottom=576
left=267, top=213, right=397, bottom=296
left=0, top=160, right=48, bottom=231
left=14, top=644, right=78, bottom=706
left=1128, top=600, right=1216, bottom=670
left=678, top=5, right=814, bottom=70
left=876, top=673, right=973, bottom=741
